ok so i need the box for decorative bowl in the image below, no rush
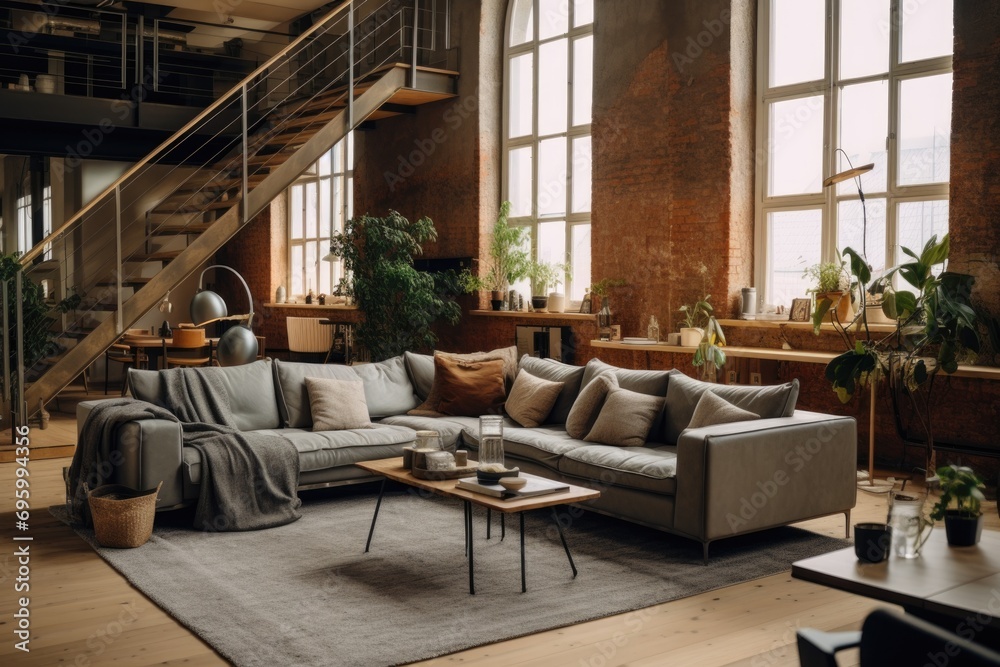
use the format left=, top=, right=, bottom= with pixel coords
left=477, top=467, right=519, bottom=484
left=499, top=477, right=528, bottom=491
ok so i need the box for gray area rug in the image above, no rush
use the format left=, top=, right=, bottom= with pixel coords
left=59, top=487, right=847, bottom=666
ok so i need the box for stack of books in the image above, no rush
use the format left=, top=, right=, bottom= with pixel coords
left=456, top=474, right=569, bottom=499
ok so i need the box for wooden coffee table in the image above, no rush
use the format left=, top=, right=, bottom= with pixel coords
left=793, top=529, right=1000, bottom=646
left=357, top=457, right=600, bottom=594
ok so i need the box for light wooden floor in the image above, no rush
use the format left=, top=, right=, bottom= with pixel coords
left=2, top=411, right=997, bottom=667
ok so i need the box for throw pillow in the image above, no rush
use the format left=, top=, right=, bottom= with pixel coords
left=408, top=346, right=518, bottom=417
left=565, top=372, right=619, bottom=439
left=663, top=373, right=800, bottom=444
left=351, top=355, right=419, bottom=418
left=584, top=387, right=664, bottom=447
left=505, top=369, right=565, bottom=428
left=434, top=356, right=507, bottom=417
left=518, top=355, right=586, bottom=424
left=305, top=377, right=373, bottom=431
left=686, top=390, right=761, bottom=429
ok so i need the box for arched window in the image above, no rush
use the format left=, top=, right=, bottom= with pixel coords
left=504, top=0, right=593, bottom=301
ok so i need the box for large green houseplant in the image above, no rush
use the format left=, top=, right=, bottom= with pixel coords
left=1, top=252, right=56, bottom=396
left=818, top=234, right=990, bottom=474
left=330, top=211, right=461, bottom=361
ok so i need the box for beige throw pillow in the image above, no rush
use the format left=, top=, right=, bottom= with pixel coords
left=505, top=370, right=565, bottom=428
left=686, top=390, right=760, bottom=429
left=584, top=387, right=664, bottom=447
left=565, top=372, right=619, bottom=439
left=305, top=377, right=373, bottom=431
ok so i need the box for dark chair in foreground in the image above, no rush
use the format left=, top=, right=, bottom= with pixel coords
left=798, top=608, right=1000, bottom=667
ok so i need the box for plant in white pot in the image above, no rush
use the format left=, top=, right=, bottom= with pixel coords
left=529, top=261, right=568, bottom=313
left=678, top=294, right=726, bottom=377
left=930, top=465, right=985, bottom=547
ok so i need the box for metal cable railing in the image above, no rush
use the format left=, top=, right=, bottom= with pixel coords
left=3, top=0, right=451, bottom=424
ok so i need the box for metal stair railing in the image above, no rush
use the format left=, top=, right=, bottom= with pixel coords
left=2, top=0, right=450, bottom=426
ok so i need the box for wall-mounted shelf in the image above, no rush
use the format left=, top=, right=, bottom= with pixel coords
left=470, top=310, right=596, bottom=321
left=715, top=318, right=898, bottom=334
left=264, top=303, right=358, bottom=310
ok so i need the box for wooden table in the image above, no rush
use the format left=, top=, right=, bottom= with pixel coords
left=121, top=334, right=220, bottom=369
left=793, top=529, right=1000, bottom=646
left=356, top=457, right=600, bottom=594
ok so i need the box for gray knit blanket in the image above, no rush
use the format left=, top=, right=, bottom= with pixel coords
left=70, top=367, right=301, bottom=531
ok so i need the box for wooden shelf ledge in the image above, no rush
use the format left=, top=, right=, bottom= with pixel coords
left=715, top=318, right=898, bottom=334
left=470, top=310, right=596, bottom=321
left=264, top=302, right=358, bottom=310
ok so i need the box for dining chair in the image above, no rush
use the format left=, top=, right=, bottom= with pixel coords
left=161, top=338, right=213, bottom=369
left=105, top=341, right=147, bottom=396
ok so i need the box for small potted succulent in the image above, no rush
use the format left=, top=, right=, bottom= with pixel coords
left=930, top=465, right=985, bottom=547
left=805, top=260, right=852, bottom=326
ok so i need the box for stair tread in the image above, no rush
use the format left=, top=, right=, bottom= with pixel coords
left=129, top=250, right=182, bottom=262
left=150, top=223, right=214, bottom=236
left=151, top=197, right=241, bottom=215
left=95, top=277, right=153, bottom=286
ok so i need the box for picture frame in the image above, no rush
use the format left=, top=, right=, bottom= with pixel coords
left=610, top=324, right=622, bottom=341
left=789, top=298, right=812, bottom=322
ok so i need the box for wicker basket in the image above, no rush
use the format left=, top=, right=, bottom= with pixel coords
left=88, top=482, right=161, bottom=548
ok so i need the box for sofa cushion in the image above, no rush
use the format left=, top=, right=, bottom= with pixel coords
left=664, top=373, right=799, bottom=444
left=505, top=369, right=564, bottom=428
left=351, top=355, right=419, bottom=418
left=435, top=356, right=507, bottom=417
left=499, top=426, right=586, bottom=471
left=377, top=414, right=465, bottom=451
left=403, top=352, right=435, bottom=401
left=305, top=377, right=372, bottom=431
left=129, top=360, right=281, bottom=432
left=559, top=445, right=677, bottom=495
left=273, top=360, right=359, bottom=428
left=518, top=355, right=586, bottom=424
left=565, top=371, right=619, bottom=439
left=182, top=424, right=416, bottom=484
left=581, top=359, right=673, bottom=441
left=584, top=388, right=665, bottom=447
left=687, top=390, right=760, bottom=429
left=408, top=346, right=518, bottom=417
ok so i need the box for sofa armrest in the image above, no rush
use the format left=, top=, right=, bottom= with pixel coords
left=77, top=400, right=185, bottom=509
left=673, top=411, right=857, bottom=541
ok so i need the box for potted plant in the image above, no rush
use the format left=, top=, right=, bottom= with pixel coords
left=678, top=295, right=727, bottom=374
left=329, top=211, right=461, bottom=360
left=818, top=235, right=996, bottom=474
left=930, top=465, right=985, bottom=546
left=805, top=260, right=852, bottom=327
left=528, top=261, right=567, bottom=313
left=460, top=201, right=531, bottom=310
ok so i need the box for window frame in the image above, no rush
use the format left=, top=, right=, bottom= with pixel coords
left=502, top=0, right=593, bottom=301
left=754, top=0, right=952, bottom=306
left=287, top=136, right=353, bottom=300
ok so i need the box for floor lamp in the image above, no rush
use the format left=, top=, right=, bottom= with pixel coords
left=190, top=265, right=258, bottom=366
left=823, top=154, right=894, bottom=493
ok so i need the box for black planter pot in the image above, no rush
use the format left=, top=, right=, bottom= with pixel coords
left=531, top=296, right=548, bottom=312
left=944, top=511, right=984, bottom=547
left=490, top=299, right=505, bottom=311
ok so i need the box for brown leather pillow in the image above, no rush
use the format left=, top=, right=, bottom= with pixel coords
left=434, top=356, right=506, bottom=417
left=408, top=346, right=518, bottom=417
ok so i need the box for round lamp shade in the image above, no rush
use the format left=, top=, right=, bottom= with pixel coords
left=190, top=289, right=228, bottom=326
left=216, top=325, right=258, bottom=367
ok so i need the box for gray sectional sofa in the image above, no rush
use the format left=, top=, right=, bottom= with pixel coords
left=77, top=351, right=858, bottom=559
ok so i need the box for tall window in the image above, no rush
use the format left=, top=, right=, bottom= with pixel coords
left=504, top=0, right=593, bottom=301
left=288, top=135, right=353, bottom=299
left=17, top=186, right=52, bottom=260
left=756, top=0, right=952, bottom=307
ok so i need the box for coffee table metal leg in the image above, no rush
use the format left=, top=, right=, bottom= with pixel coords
left=551, top=507, right=578, bottom=577
left=487, top=507, right=492, bottom=540
left=466, top=500, right=475, bottom=595
left=464, top=502, right=469, bottom=556
left=501, top=512, right=506, bottom=541
left=520, top=512, right=526, bottom=593
left=364, top=478, right=386, bottom=553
